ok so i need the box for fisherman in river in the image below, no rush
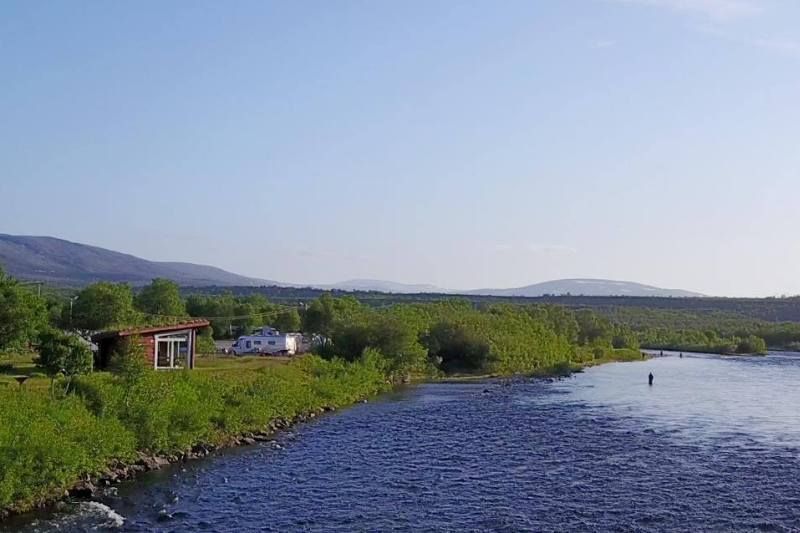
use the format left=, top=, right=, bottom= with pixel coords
left=648, top=372, right=654, bottom=386
left=679, top=352, right=683, bottom=358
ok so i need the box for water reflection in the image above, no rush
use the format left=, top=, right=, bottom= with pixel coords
left=543, top=352, right=800, bottom=447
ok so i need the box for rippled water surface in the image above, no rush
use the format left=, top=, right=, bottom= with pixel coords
left=9, top=352, right=800, bottom=532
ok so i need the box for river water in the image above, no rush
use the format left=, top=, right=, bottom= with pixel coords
left=8, top=352, right=800, bottom=532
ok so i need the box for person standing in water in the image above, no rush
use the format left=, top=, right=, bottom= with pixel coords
left=648, top=372, right=654, bottom=386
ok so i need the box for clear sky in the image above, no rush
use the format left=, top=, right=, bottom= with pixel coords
left=1, top=0, right=799, bottom=297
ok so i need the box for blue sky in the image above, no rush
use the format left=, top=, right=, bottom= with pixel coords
left=1, top=0, right=799, bottom=296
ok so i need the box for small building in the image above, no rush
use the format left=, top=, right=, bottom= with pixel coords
left=92, top=320, right=211, bottom=370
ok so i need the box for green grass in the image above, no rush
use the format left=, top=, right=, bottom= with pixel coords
left=0, top=354, right=389, bottom=514
left=0, top=352, right=51, bottom=391
left=0, top=346, right=646, bottom=515
left=194, top=354, right=292, bottom=373
left=0, top=353, right=293, bottom=390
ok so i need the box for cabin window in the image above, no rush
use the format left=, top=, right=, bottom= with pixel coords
left=268, top=341, right=276, bottom=346
left=154, top=331, right=191, bottom=370
left=246, top=340, right=252, bottom=349
left=254, top=340, right=262, bottom=345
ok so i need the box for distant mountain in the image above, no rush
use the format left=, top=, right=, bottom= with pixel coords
left=0, top=234, right=275, bottom=287
left=316, top=279, right=444, bottom=294
left=468, top=278, right=704, bottom=298
left=0, top=235, right=704, bottom=297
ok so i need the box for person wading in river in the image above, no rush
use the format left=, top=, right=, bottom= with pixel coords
left=648, top=372, right=654, bottom=386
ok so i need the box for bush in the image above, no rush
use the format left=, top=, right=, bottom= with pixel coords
left=36, top=329, right=93, bottom=396
left=0, top=389, right=135, bottom=509
left=423, top=321, right=490, bottom=374
left=735, top=335, right=768, bottom=355
left=195, top=327, right=216, bottom=354
left=74, top=355, right=388, bottom=454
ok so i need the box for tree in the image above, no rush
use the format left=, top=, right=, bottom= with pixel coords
left=186, top=292, right=265, bottom=338
left=529, top=305, right=580, bottom=344
left=302, top=294, right=336, bottom=335
left=187, top=294, right=230, bottom=337
left=611, top=324, right=640, bottom=350
left=302, top=294, right=363, bottom=335
left=0, top=268, right=48, bottom=351
left=735, top=335, right=767, bottom=355
left=329, top=312, right=427, bottom=380
left=135, top=278, right=186, bottom=317
left=274, top=308, right=301, bottom=332
left=195, top=327, right=216, bottom=354
left=575, top=309, right=613, bottom=347
left=423, top=321, right=491, bottom=374
left=72, top=282, right=139, bottom=331
left=109, top=336, right=150, bottom=409
left=37, top=328, right=93, bottom=395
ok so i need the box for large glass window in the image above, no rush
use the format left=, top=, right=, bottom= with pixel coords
left=154, top=331, right=191, bottom=370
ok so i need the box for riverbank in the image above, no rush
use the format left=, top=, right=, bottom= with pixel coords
left=431, top=348, right=645, bottom=383
left=10, top=354, right=800, bottom=531
left=642, top=347, right=768, bottom=357
left=0, top=348, right=646, bottom=521
left=0, top=355, right=389, bottom=520
left=640, top=339, right=768, bottom=356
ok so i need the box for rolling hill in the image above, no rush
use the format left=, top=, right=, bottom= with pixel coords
left=468, top=278, right=703, bottom=298
left=0, top=235, right=704, bottom=297
left=0, top=234, right=272, bottom=287
left=318, top=279, right=444, bottom=294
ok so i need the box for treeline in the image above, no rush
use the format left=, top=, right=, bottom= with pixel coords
left=62, top=279, right=300, bottom=338
left=295, top=294, right=643, bottom=380
left=3, top=270, right=786, bottom=515
left=601, top=307, right=800, bottom=354
left=635, top=329, right=767, bottom=355
left=180, top=286, right=800, bottom=353
left=0, top=272, right=305, bottom=357
left=3, top=267, right=786, bottom=370
left=184, top=285, right=800, bottom=322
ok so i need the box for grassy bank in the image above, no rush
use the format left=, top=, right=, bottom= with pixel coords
left=0, top=355, right=388, bottom=516
left=1, top=339, right=647, bottom=519
left=530, top=347, right=645, bottom=377
left=435, top=348, right=646, bottom=382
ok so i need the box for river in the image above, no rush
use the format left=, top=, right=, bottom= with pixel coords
left=7, top=352, right=800, bottom=532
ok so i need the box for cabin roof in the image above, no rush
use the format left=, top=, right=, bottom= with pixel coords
left=91, top=319, right=211, bottom=342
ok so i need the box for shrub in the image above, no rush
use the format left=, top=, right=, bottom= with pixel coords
left=423, top=321, right=491, bottom=374
left=0, top=389, right=135, bottom=509
left=73, top=355, right=388, bottom=454
left=36, top=329, right=93, bottom=396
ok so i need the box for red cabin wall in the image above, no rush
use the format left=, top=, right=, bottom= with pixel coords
left=140, top=334, right=156, bottom=366
left=96, top=328, right=200, bottom=370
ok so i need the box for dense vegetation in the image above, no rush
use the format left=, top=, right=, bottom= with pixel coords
left=2, top=267, right=798, bottom=516
left=0, top=355, right=387, bottom=512
left=297, top=295, right=644, bottom=379
left=183, top=285, right=800, bottom=354
left=186, top=285, right=800, bottom=322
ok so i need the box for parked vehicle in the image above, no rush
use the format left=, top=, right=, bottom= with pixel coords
left=232, top=327, right=298, bottom=356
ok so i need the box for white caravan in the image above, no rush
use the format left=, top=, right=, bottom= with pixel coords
left=232, top=327, right=298, bottom=356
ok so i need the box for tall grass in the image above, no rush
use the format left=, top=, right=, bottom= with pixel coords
left=0, top=390, right=134, bottom=510
left=0, top=355, right=388, bottom=512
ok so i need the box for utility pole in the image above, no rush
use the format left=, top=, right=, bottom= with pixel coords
left=69, top=296, right=79, bottom=327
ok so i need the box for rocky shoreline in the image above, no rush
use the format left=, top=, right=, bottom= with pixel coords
left=0, top=403, right=351, bottom=521
left=1, top=356, right=644, bottom=523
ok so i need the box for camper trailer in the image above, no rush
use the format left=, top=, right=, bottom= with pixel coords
left=232, top=327, right=298, bottom=356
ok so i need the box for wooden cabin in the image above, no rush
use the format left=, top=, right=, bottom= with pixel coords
left=92, top=320, right=211, bottom=370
